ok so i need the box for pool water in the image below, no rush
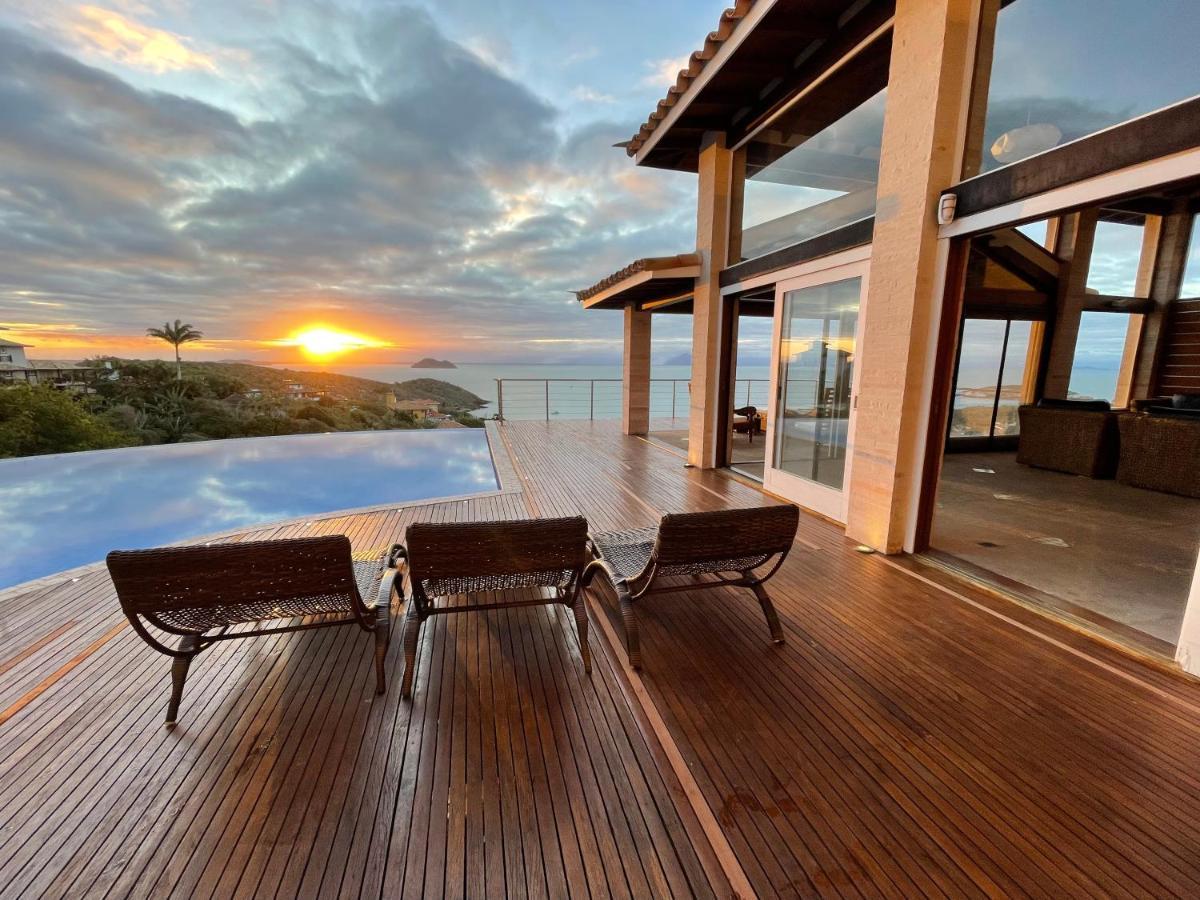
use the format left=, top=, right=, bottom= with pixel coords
left=0, top=429, right=498, bottom=589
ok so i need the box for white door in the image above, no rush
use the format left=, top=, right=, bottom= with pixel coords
left=763, top=258, right=870, bottom=523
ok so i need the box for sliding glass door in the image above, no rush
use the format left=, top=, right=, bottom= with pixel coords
left=948, top=318, right=1034, bottom=448
left=764, top=258, right=868, bottom=521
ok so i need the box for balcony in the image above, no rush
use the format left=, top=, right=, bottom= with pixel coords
left=2, top=421, right=1199, bottom=897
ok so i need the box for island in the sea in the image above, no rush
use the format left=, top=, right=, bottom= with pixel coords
left=411, top=357, right=457, bottom=369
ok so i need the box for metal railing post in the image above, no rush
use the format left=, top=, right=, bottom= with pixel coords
left=746, top=379, right=751, bottom=407
left=671, top=380, right=676, bottom=420
left=544, top=379, right=550, bottom=422
left=589, top=380, right=595, bottom=420
left=496, top=379, right=504, bottom=421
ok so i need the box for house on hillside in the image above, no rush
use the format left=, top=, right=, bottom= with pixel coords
left=284, top=381, right=327, bottom=401
left=0, top=336, right=90, bottom=387
left=578, top=0, right=1200, bottom=675
left=394, top=398, right=440, bottom=420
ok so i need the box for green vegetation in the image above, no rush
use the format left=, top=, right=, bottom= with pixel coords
left=0, top=384, right=131, bottom=457
left=0, top=359, right=488, bottom=459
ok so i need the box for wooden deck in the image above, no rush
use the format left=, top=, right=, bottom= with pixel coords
left=2, top=420, right=1200, bottom=898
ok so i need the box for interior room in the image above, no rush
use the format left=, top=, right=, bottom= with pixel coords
left=929, top=183, right=1200, bottom=654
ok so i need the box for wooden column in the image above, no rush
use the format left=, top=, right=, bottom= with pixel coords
left=844, top=0, right=976, bottom=553
left=1114, top=218, right=1163, bottom=407
left=1130, top=204, right=1193, bottom=400
left=688, top=132, right=735, bottom=469
left=1020, top=220, right=1058, bottom=404
left=1041, top=209, right=1098, bottom=399
left=622, top=305, right=652, bottom=435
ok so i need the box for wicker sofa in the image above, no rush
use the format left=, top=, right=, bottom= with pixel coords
left=1117, top=410, right=1200, bottom=498
left=1016, top=401, right=1120, bottom=478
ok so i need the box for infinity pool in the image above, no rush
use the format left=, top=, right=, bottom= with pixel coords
left=0, top=429, right=498, bottom=589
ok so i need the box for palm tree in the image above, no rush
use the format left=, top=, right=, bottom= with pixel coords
left=146, top=320, right=203, bottom=381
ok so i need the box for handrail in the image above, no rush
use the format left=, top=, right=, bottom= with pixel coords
left=494, top=377, right=774, bottom=422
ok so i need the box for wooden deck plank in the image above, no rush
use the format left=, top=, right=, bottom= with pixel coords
left=1, top=420, right=1198, bottom=898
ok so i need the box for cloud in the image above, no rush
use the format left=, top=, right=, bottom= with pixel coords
left=0, top=5, right=697, bottom=364
left=571, top=86, right=615, bottom=104
left=68, top=5, right=218, bottom=73
left=639, top=54, right=689, bottom=90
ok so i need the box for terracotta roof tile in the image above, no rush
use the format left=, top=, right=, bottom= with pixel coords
left=575, top=254, right=701, bottom=302
left=625, top=1, right=758, bottom=157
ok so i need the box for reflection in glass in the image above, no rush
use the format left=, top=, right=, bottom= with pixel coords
left=967, top=0, right=1200, bottom=175
left=740, top=90, right=886, bottom=261
left=772, top=278, right=860, bottom=490
left=0, top=430, right=498, bottom=588
left=996, top=321, right=1032, bottom=435
left=951, top=319, right=1034, bottom=439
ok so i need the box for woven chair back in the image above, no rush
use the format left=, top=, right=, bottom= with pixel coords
left=107, top=535, right=364, bottom=631
left=653, top=505, right=799, bottom=573
left=406, top=517, right=588, bottom=596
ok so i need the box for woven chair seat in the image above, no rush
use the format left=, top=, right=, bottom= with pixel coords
left=590, top=527, right=657, bottom=580
left=155, top=556, right=388, bottom=632
left=591, top=525, right=774, bottom=580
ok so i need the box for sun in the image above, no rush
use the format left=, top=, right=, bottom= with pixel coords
left=285, top=326, right=384, bottom=360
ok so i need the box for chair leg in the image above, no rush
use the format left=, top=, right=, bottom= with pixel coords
left=572, top=597, right=591, bottom=675
left=400, top=604, right=422, bottom=699
left=166, top=635, right=200, bottom=726
left=751, top=582, right=785, bottom=645
left=373, top=597, right=391, bottom=695
left=617, top=585, right=642, bottom=670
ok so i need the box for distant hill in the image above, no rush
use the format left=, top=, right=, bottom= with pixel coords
left=392, top=378, right=485, bottom=411
left=135, top=360, right=487, bottom=411
left=411, top=357, right=457, bottom=369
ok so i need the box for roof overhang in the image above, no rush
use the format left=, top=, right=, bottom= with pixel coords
left=576, top=254, right=700, bottom=311
left=628, top=0, right=894, bottom=172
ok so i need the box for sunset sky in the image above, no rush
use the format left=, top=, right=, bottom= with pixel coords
left=0, top=0, right=729, bottom=365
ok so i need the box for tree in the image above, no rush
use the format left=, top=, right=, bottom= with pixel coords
left=146, top=320, right=204, bottom=381
left=0, top=385, right=129, bottom=457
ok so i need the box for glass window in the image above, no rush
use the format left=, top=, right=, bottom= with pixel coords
left=740, top=90, right=886, bottom=262
left=1015, top=219, right=1048, bottom=247
left=966, top=0, right=1200, bottom=176
left=1087, top=221, right=1144, bottom=297
left=1182, top=219, right=1200, bottom=297
left=772, top=278, right=860, bottom=490
left=995, top=321, right=1032, bottom=436
left=951, top=319, right=1007, bottom=438
left=1068, top=311, right=1127, bottom=402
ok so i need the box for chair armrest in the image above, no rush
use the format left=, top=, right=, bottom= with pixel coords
left=374, top=565, right=400, bottom=611
left=583, top=557, right=626, bottom=590
left=387, top=543, right=407, bottom=568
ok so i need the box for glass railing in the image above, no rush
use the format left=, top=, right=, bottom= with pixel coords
left=493, top=378, right=771, bottom=422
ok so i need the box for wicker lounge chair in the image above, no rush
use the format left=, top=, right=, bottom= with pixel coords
left=1016, top=402, right=1119, bottom=477
left=584, top=505, right=799, bottom=669
left=732, top=405, right=761, bottom=442
left=107, top=535, right=397, bottom=725
left=396, top=517, right=590, bottom=698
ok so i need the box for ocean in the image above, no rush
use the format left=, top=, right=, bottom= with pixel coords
left=277, top=362, right=772, bottom=421
left=280, top=358, right=1121, bottom=423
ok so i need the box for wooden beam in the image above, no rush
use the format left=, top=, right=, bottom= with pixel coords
left=1042, top=209, right=1098, bottom=399
left=954, top=96, right=1200, bottom=218
left=1114, top=219, right=1160, bottom=407
left=1077, top=294, right=1156, bottom=314
left=961, top=287, right=1051, bottom=319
